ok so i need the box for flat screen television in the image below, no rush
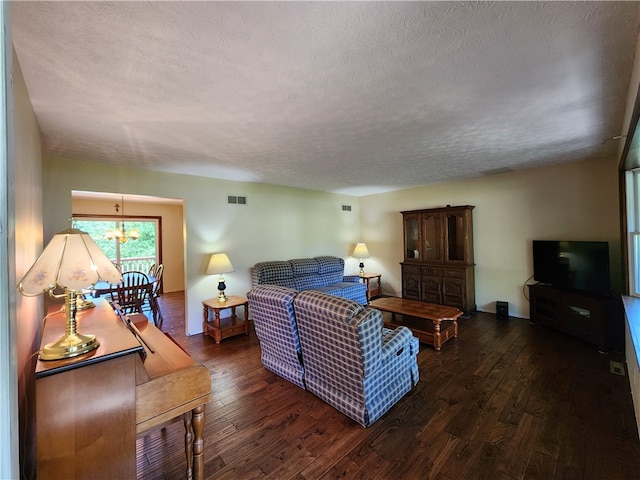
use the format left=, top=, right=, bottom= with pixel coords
left=532, top=240, right=611, bottom=296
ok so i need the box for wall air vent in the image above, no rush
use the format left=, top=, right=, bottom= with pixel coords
left=342, top=205, right=352, bottom=212
left=228, top=195, right=248, bottom=205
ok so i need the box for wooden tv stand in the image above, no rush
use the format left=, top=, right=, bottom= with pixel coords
left=528, top=284, right=623, bottom=353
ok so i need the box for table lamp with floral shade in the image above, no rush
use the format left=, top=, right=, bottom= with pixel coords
left=18, top=227, right=123, bottom=360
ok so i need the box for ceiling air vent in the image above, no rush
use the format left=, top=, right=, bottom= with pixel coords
left=342, top=205, right=352, bottom=212
left=228, top=195, right=247, bottom=205
left=481, top=167, right=514, bottom=176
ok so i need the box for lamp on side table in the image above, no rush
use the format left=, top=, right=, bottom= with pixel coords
left=206, top=252, right=235, bottom=303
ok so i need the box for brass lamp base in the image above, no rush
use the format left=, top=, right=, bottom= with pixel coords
left=40, top=332, right=100, bottom=361
left=76, top=295, right=95, bottom=310
left=39, top=290, right=100, bottom=361
left=62, top=295, right=95, bottom=312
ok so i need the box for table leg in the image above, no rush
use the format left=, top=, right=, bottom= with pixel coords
left=192, top=404, right=206, bottom=480
left=184, top=411, right=194, bottom=480
left=433, top=319, right=442, bottom=351
left=213, top=309, right=222, bottom=343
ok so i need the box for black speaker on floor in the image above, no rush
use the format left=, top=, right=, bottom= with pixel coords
left=496, top=301, right=509, bottom=321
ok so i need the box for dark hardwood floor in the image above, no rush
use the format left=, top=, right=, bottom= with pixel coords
left=138, top=292, right=640, bottom=479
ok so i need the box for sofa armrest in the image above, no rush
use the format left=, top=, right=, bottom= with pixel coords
left=343, top=275, right=360, bottom=283
left=381, top=326, right=415, bottom=361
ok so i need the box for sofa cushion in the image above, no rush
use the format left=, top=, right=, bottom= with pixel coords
left=294, top=274, right=323, bottom=291
left=290, top=258, right=320, bottom=276
left=313, top=283, right=367, bottom=304
left=252, top=261, right=295, bottom=288
left=316, top=256, right=344, bottom=274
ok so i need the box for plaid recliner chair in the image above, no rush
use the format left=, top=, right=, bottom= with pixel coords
left=293, top=290, right=420, bottom=427
left=247, top=285, right=306, bottom=389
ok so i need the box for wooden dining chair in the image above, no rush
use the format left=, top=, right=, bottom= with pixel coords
left=111, top=271, right=150, bottom=315
left=147, top=263, right=158, bottom=278
left=149, top=264, right=164, bottom=328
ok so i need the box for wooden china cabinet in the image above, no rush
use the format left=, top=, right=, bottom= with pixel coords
left=401, top=205, right=476, bottom=313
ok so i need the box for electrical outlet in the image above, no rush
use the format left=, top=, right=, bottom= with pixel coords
left=610, top=360, right=625, bottom=376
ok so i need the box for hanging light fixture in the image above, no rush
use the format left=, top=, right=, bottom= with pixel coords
left=105, top=196, right=140, bottom=243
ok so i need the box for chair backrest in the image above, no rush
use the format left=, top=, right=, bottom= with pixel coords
left=247, top=285, right=305, bottom=389
left=293, top=290, right=383, bottom=392
left=112, top=271, right=150, bottom=313
left=151, top=264, right=164, bottom=296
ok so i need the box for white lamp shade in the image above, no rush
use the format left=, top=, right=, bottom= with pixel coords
left=352, top=243, right=370, bottom=259
left=206, top=253, right=235, bottom=275
left=18, top=228, right=123, bottom=296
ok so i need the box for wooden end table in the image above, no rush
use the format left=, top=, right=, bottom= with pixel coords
left=359, top=273, right=382, bottom=301
left=202, top=295, right=250, bottom=343
left=370, top=297, right=462, bottom=351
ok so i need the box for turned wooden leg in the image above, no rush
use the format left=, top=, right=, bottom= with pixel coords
left=202, top=306, right=208, bottom=335
left=192, top=404, right=206, bottom=480
left=214, top=310, right=222, bottom=343
left=433, top=320, right=442, bottom=351
left=184, top=411, right=194, bottom=480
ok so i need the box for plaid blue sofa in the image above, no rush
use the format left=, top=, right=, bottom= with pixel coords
left=247, top=285, right=306, bottom=389
left=251, top=256, right=367, bottom=305
left=293, top=290, right=420, bottom=427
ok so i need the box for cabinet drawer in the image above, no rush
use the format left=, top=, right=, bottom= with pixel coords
left=442, top=268, right=465, bottom=279
left=421, top=266, right=442, bottom=277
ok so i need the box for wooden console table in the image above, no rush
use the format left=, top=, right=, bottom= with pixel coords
left=203, top=295, right=250, bottom=343
left=370, top=297, right=462, bottom=351
left=36, top=299, right=211, bottom=480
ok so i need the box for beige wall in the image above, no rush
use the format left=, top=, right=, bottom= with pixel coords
left=42, top=159, right=363, bottom=335
left=44, top=154, right=621, bottom=331
left=359, top=156, right=621, bottom=319
left=13, top=51, right=43, bottom=479
left=72, top=198, right=185, bottom=292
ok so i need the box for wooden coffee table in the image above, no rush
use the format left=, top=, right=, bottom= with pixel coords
left=370, top=297, right=462, bottom=351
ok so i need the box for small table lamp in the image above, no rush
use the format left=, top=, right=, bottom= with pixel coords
left=353, top=243, right=370, bottom=275
left=206, top=253, right=235, bottom=303
left=18, top=228, right=123, bottom=360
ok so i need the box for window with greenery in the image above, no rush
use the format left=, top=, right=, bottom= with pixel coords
left=74, top=218, right=159, bottom=272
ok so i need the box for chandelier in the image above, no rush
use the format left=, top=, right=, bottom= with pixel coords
left=105, top=196, right=140, bottom=243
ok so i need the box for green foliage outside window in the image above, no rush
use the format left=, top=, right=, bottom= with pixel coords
left=74, top=219, right=157, bottom=261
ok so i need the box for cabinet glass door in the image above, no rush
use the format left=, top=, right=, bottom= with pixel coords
left=404, top=214, right=420, bottom=260
left=446, top=212, right=466, bottom=262
left=422, top=212, right=443, bottom=262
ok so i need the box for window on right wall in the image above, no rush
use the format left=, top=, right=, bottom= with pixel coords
left=626, top=169, right=640, bottom=297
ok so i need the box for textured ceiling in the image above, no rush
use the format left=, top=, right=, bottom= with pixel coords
left=10, top=1, right=640, bottom=196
